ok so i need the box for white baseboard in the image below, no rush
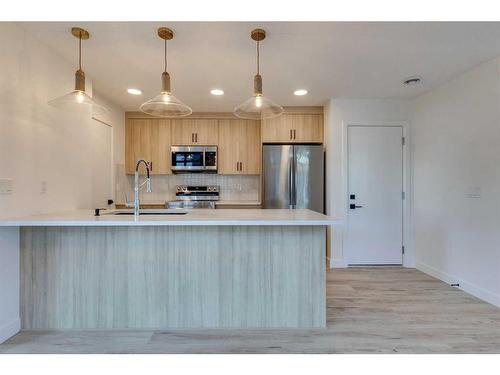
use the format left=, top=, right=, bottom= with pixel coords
left=416, top=261, right=500, bottom=308
left=0, top=318, right=20, bottom=344
left=330, top=259, right=347, bottom=268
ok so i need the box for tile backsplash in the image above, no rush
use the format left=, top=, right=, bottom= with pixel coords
left=115, top=164, right=260, bottom=204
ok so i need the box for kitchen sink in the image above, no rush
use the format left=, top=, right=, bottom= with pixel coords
left=105, top=209, right=189, bottom=216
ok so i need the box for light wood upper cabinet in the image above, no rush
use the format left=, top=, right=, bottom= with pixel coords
left=171, top=119, right=218, bottom=145
left=262, top=113, right=323, bottom=143
left=218, top=119, right=261, bottom=175
left=125, top=118, right=171, bottom=175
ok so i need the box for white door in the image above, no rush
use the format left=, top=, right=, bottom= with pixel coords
left=346, top=126, right=403, bottom=265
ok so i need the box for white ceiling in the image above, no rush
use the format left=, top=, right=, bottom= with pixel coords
left=19, top=22, right=500, bottom=112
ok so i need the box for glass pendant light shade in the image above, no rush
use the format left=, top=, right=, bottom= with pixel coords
left=234, top=94, right=283, bottom=120
left=234, top=29, right=283, bottom=120
left=140, top=92, right=192, bottom=117
left=48, top=28, right=108, bottom=116
left=140, top=28, right=192, bottom=118
left=49, top=90, right=107, bottom=115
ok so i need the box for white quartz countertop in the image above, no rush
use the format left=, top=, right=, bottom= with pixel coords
left=0, top=209, right=342, bottom=227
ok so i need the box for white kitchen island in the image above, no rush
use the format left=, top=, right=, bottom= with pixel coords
left=0, top=209, right=340, bottom=342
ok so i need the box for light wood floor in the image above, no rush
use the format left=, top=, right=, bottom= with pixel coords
left=1, top=268, right=499, bottom=354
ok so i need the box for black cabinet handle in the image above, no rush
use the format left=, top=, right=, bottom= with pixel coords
left=349, top=204, right=363, bottom=210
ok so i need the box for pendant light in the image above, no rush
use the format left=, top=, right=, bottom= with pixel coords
left=48, top=27, right=107, bottom=115
left=140, top=27, right=192, bottom=117
left=234, top=29, right=283, bottom=120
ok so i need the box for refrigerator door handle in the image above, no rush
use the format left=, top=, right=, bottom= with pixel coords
left=288, top=153, right=293, bottom=208
left=290, top=147, right=296, bottom=208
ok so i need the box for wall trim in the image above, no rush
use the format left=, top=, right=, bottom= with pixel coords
left=331, top=259, right=347, bottom=268
left=0, top=318, right=20, bottom=344
left=416, top=261, right=500, bottom=308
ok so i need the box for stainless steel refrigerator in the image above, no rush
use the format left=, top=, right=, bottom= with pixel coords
left=262, top=145, right=324, bottom=213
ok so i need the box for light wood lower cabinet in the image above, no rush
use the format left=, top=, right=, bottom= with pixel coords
left=218, top=119, right=261, bottom=175
left=171, top=119, right=218, bottom=145
left=125, top=118, right=171, bottom=175
left=262, top=113, right=323, bottom=143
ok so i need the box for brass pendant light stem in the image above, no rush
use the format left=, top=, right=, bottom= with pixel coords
left=158, top=27, right=173, bottom=94
left=79, top=35, right=82, bottom=71
left=251, top=29, right=265, bottom=95
left=256, top=40, right=260, bottom=75
left=70, top=27, right=90, bottom=92
left=164, top=38, right=167, bottom=72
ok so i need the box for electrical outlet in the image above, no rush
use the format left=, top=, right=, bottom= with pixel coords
left=0, top=179, right=13, bottom=195
left=40, top=181, right=47, bottom=194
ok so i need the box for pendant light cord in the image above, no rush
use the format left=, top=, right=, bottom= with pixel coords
left=164, top=38, right=168, bottom=72
left=256, top=40, right=260, bottom=75
left=78, top=33, right=82, bottom=70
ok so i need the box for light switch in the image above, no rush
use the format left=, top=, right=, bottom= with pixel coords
left=41, top=181, right=47, bottom=194
left=0, top=179, right=13, bottom=195
left=465, top=187, right=481, bottom=199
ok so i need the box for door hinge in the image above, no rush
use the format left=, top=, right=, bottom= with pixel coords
left=402, top=136, right=405, bottom=146
left=402, top=191, right=405, bottom=200
left=402, top=246, right=405, bottom=254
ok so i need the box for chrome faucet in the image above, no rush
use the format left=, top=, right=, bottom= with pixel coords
left=134, top=159, right=152, bottom=218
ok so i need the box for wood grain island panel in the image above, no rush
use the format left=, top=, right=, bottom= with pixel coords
left=20, top=225, right=326, bottom=329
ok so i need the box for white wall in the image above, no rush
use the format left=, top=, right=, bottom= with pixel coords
left=412, top=57, right=500, bottom=307
left=0, top=23, right=125, bottom=218
left=324, top=99, right=412, bottom=268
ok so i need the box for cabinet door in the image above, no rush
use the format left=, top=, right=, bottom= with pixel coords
left=149, top=119, right=171, bottom=174
left=126, top=119, right=152, bottom=174
left=171, top=119, right=197, bottom=145
left=194, top=119, right=218, bottom=145
left=261, top=114, right=293, bottom=143
left=125, top=118, right=171, bottom=175
left=293, top=114, right=323, bottom=143
left=218, top=119, right=261, bottom=175
left=239, top=120, right=261, bottom=175
left=218, top=119, right=241, bottom=174
left=171, top=119, right=218, bottom=145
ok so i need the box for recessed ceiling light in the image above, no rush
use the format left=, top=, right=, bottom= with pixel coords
left=210, top=89, right=224, bottom=96
left=403, top=76, right=423, bottom=86
left=294, top=89, right=308, bottom=96
left=127, top=88, right=142, bottom=95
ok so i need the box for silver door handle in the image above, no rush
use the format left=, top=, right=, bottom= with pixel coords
left=288, top=157, right=293, bottom=208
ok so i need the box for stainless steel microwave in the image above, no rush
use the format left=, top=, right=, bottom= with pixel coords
left=171, top=146, right=217, bottom=173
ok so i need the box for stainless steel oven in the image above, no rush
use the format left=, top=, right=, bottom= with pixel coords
left=171, top=146, right=217, bottom=173
left=167, top=185, right=219, bottom=209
